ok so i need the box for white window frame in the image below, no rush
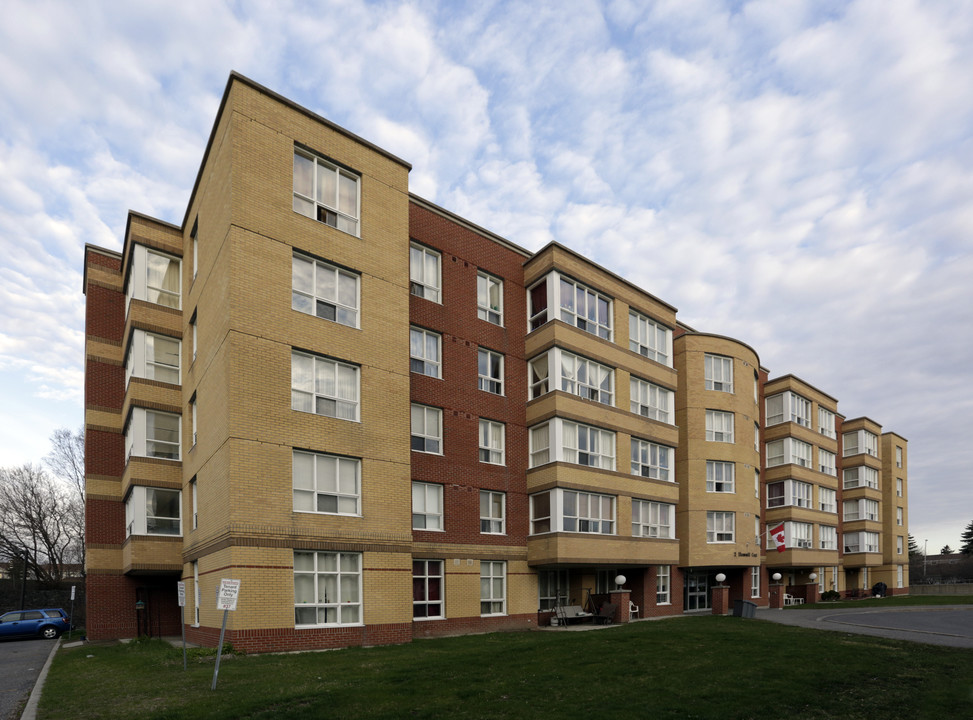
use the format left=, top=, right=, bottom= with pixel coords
left=192, top=560, right=200, bottom=626
left=704, top=354, right=733, bottom=392
left=291, top=351, right=360, bottom=421
left=819, top=487, right=837, bottom=514
left=843, top=498, right=879, bottom=522
left=766, top=437, right=813, bottom=468
left=819, top=407, right=836, bottom=438
left=292, top=253, right=360, bottom=327
left=561, top=420, right=616, bottom=470
left=190, top=217, right=198, bottom=281
left=527, top=271, right=612, bottom=340
left=529, top=488, right=616, bottom=535
left=630, top=376, right=672, bottom=423
left=897, top=536, right=904, bottom=555
left=412, top=482, right=443, bottom=531
left=538, top=570, right=569, bottom=611
left=477, top=348, right=504, bottom=395
left=480, top=490, right=506, bottom=534
left=897, top=564, right=904, bottom=589
left=706, top=460, right=735, bottom=493
left=480, top=561, right=506, bottom=616
left=125, top=407, right=181, bottom=461
left=529, top=347, right=613, bottom=406
left=820, top=525, right=837, bottom=550
left=293, top=450, right=361, bottom=516
left=631, top=438, right=674, bottom=482
left=896, top=507, right=903, bottom=526
left=705, top=410, right=734, bottom=443
left=896, top=478, right=903, bottom=497
left=190, top=396, right=197, bottom=448
left=629, top=310, right=672, bottom=366
left=125, top=486, right=181, bottom=537
left=896, top=446, right=903, bottom=468
left=656, top=566, right=671, bottom=604
left=843, top=429, right=878, bottom=457
left=766, top=479, right=811, bottom=508
left=478, top=419, right=505, bottom=465
left=477, top=272, right=503, bottom=325
left=125, top=329, right=181, bottom=386
left=294, top=551, right=362, bottom=627
left=190, top=477, right=197, bottom=530
left=410, top=403, right=442, bottom=454
left=819, top=449, right=836, bottom=476
left=632, top=499, right=674, bottom=538
left=843, top=531, right=880, bottom=554
left=751, top=567, right=760, bottom=598
left=292, top=149, right=360, bottom=236
left=190, top=309, right=198, bottom=364
left=410, top=327, right=442, bottom=378
left=843, top=466, right=879, bottom=490
left=766, top=391, right=812, bottom=427
left=127, top=245, right=181, bottom=311
left=410, top=243, right=441, bottom=302
left=706, top=511, right=735, bottom=543
left=788, top=521, right=813, bottom=549
left=412, top=559, right=444, bottom=620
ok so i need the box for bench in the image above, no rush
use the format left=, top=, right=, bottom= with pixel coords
left=555, top=605, right=593, bottom=625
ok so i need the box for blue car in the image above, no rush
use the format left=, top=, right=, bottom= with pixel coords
left=0, top=608, right=70, bottom=640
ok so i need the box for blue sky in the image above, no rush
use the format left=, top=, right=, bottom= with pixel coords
left=1, top=0, right=970, bottom=555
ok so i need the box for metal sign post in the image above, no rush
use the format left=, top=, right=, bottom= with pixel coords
left=176, top=581, right=187, bottom=671
left=211, top=579, right=240, bottom=691
left=67, top=585, right=76, bottom=641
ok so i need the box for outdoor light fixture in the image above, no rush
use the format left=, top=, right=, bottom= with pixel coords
left=614, top=575, right=627, bottom=587
left=715, top=573, right=726, bottom=583
left=809, top=573, right=818, bottom=582
left=772, top=573, right=782, bottom=582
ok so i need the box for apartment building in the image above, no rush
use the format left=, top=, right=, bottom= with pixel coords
left=82, top=72, right=909, bottom=652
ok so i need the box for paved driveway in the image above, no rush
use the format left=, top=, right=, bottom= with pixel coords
left=0, top=638, right=56, bottom=720
left=755, top=605, right=973, bottom=648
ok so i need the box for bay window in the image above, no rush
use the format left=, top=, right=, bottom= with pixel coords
left=125, top=329, right=180, bottom=386
left=765, top=391, right=812, bottom=427
left=125, top=408, right=180, bottom=461
left=766, top=479, right=811, bottom=508
left=843, top=466, right=879, bottom=490
left=527, top=271, right=612, bottom=340
left=766, top=437, right=813, bottom=468
left=530, top=488, right=615, bottom=535
left=125, top=486, right=181, bottom=536
left=528, top=347, right=613, bottom=405
left=843, top=429, right=878, bottom=457
left=843, top=531, right=880, bottom=554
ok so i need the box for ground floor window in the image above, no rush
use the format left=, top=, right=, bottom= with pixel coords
left=294, top=551, right=361, bottom=626
left=413, top=560, right=443, bottom=619
left=751, top=566, right=760, bottom=598
left=480, top=561, right=506, bottom=616
left=538, top=570, right=568, bottom=611
left=897, top=565, right=904, bottom=588
left=656, top=566, right=670, bottom=604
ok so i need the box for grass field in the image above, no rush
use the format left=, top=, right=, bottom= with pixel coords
left=38, top=607, right=973, bottom=720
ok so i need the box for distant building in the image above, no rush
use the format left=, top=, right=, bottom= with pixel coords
left=82, top=73, right=910, bottom=652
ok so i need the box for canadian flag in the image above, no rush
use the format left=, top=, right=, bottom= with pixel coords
left=770, top=522, right=787, bottom=553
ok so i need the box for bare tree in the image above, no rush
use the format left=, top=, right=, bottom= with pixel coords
left=44, top=426, right=86, bottom=577
left=0, top=464, right=83, bottom=584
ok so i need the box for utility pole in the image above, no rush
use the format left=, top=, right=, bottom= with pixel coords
left=19, top=550, right=28, bottom=610
left=924, top=539, right=928, bottom=579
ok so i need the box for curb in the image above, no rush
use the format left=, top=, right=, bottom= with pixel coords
left=20, top=638, right=60, bottom=720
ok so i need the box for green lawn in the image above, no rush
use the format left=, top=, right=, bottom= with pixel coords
left=38, top=612, right=973, bottom=720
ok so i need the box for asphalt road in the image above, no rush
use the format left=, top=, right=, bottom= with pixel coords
left=0, top=638, right=56, bottom=720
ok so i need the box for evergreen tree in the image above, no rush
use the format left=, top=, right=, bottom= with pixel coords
left=908, top=534, right=921, bottom=558
left=961, top=521, right=973, bottom=555
left=940, top=545, right=953, bottom=555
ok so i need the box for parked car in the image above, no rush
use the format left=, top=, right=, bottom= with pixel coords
left=0, top=608, right=70, bottom=640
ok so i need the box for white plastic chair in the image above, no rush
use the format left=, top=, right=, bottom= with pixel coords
left=629, top=600, right=640, bottom=618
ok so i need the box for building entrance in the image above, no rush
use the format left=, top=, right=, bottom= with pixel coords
left=686, top=571, right=710, bottom=610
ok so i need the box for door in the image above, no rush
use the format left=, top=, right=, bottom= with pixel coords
left=686, top=571, right=710, bottom=610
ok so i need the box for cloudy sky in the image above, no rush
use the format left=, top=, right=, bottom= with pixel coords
left=1, top=0, right=970, bottom=555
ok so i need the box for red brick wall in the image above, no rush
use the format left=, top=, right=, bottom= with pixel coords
left=85, top=429, right=124, bottom=478
left=86, top=498, right=125, bottom=545
left=85, top=284, right=125, bottom=343
left=85, top=360, right=125, bottom=410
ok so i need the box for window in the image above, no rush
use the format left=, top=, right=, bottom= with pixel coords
left=843, top=429, right=878, bottom=457
left=755, top=468, right=760, bottom=499
left=843, top=466, right=879, bottom=490
left=480, top=561, right=506, bottom=615
left=843, top=532, right=879, bottom=554
left=527, top=272, right=611, bottom=339
left=843, top=499, right=879, bottom=522
left=412, top=560, right=443, bottom=619
left=127, top=245, right=181, bottom=310
left=480, top=491, right=505, bottom=534
left=125, top=408, right=181, bottom=461
left=478, top=349, right=504, bottom=395
left=897, top=564, right=904, bottom=589
left=192, top=560, right=200, bottom=626
left=630, top=377, right=672, bottom=423
left=631, top=438, right=673, bottom=481
left=704, top=354, right=733, bottom=392
left=820, top=525, right=837, bottom=550
left=294, top=551, right=361, bottom=626
left=291, top=352, right=359, bottom=421
left=477, top=272, right=503, bottom=325
left=751, top=567, right=760, bottom=598
left=754, top=422, right=760, bottom=452
left=190, top=477, right=197, bottom=530
left=190, top=309, right=198, bottom=364
left=897, top=536, right=904, bottom=554
left=189, top=394, right=198, bottom=447
left=409, top=244, right=441, bottom=302
left=819, top=407, right=836, bottom=438
left=125, top=486, right=181, bottom=536
left=706, top=511, right=734, bottom=543
left=896, top=446, right=903, bottom=468
left=632, top=500, right=674, bottom=538
left=293, top=450, right=360, bottom=515
left=412, top=482, right=443, bottom=530
left=819, top=449, right=836, bottom=476
left=292, top=254, right=359, bottom=327
left=529, top=348, right=613, bottom=405
left=706, top=461, right=735, bottom=493
left=656, top=566, right=671, bottom=604
left=790, top=522, right=813, bottom=549
left=897, top=507, right=903, bottom=526
left=766, top=438, right=812, bottom=468
left=292, top=150, right=359, bottom=235
left=897, top=478, right=903, bottom=497
left=529, top=423, right=551, bottom=467
left=766, top=391, right=811, bottom=427
left=529, top=489, right=615, bottom=535
left=125, top=330, right=180, bottom=385
left=705, top=410, right=734, bottom=442
left=766, top=479, right=811, bottom=508
left=478, top=420, right=505, bottom=465
left=410, top=327, right=441, bottom=378
left=561, top=420, right=615, bottom=470
left=538, top=570, right=568, bottom=611
left=629, top=311, right=672, bottom=366
left=819, top=487, right=837, bottom=514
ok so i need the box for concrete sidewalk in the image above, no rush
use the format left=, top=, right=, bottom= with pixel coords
left=754, top=604, right=973, bottom=648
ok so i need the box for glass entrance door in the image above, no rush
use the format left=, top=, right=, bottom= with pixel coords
left=686, top=571, right=710, bottom=610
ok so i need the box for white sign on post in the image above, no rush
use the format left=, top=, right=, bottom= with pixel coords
left=176, top=581, right=187, bottom=608
left=70, top=585, right=76, bottom=601
left=217, top=579, right=241, bottom=611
